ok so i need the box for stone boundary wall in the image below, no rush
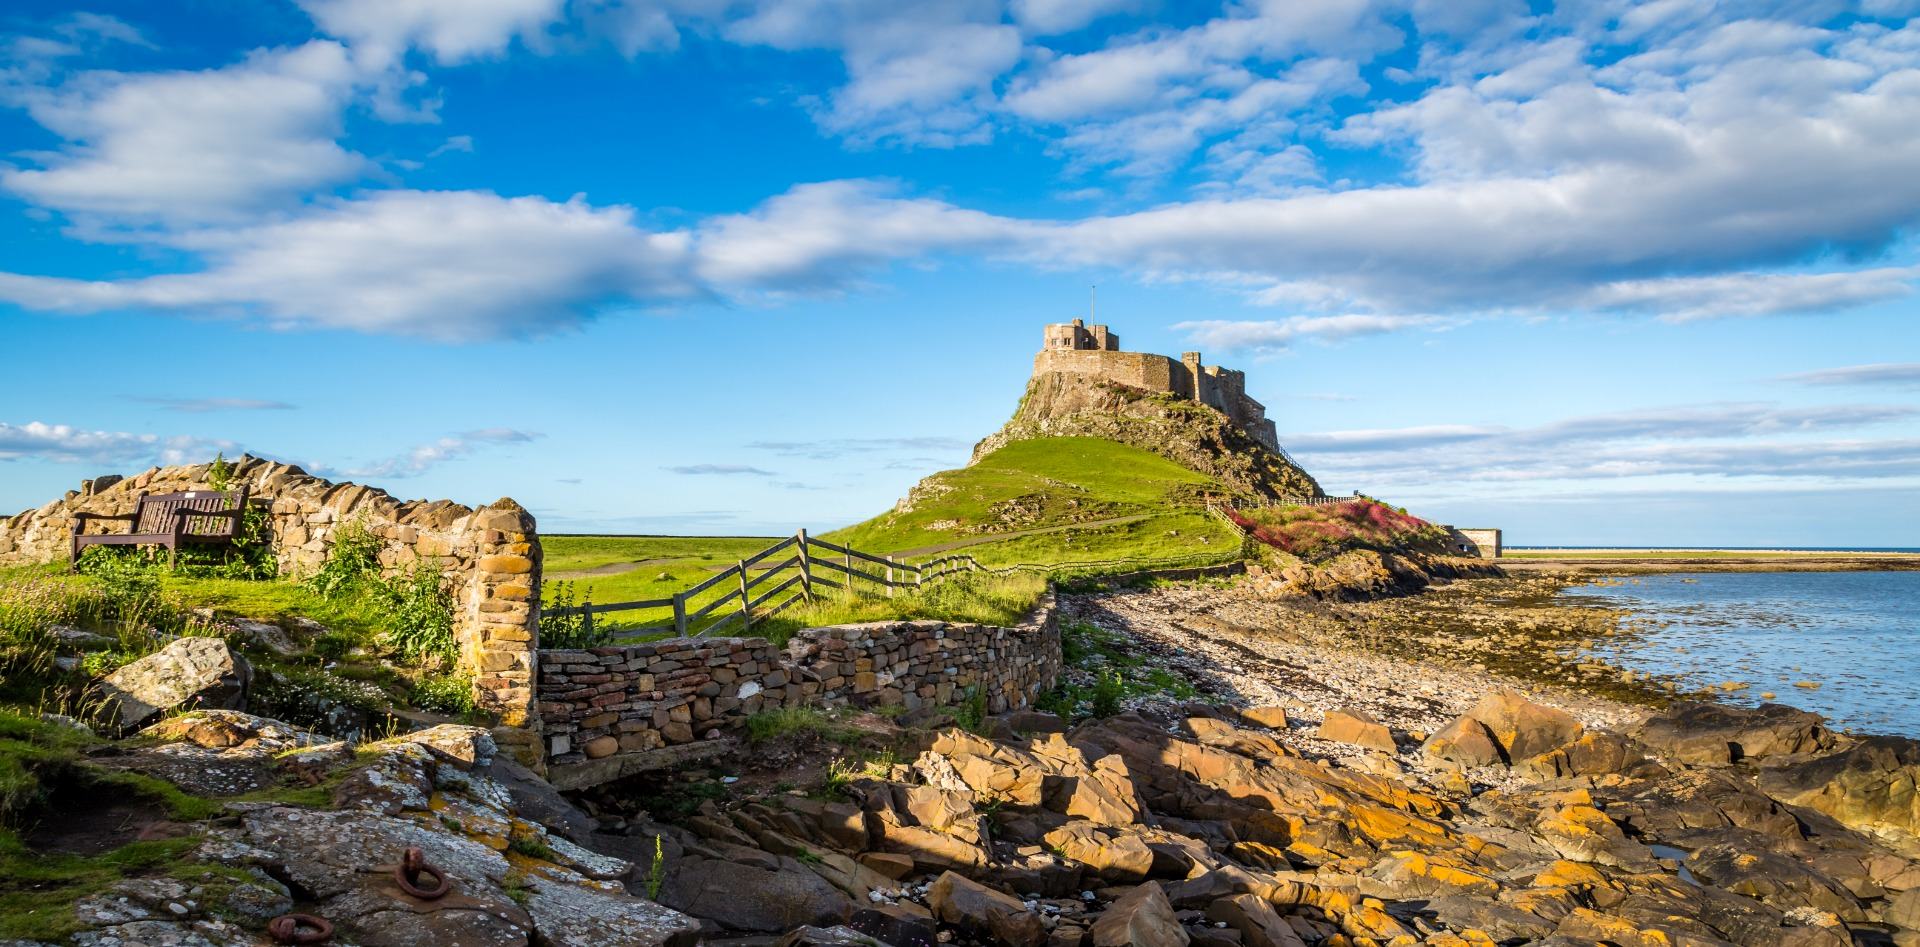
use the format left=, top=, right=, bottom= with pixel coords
left=0, top=455, right=541, bottom=750
left=538, top=592, right=1062, bottom=778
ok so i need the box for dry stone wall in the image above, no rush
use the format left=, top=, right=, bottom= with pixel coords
left=538, top=593, right=1062, bottom=776
left=0, top=455, right=541, bottom=754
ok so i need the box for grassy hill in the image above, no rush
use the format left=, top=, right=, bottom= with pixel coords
left=825, top=436, right=1240, bottom=570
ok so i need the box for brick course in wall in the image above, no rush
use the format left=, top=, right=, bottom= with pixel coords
left=538, top=593, right=1062, bottom=775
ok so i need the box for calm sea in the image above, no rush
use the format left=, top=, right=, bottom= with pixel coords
left=1558, top=571, right=1920, bottom=736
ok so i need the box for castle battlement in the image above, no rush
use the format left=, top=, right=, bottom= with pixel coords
left=1032, top=319, right=1279, bottom=451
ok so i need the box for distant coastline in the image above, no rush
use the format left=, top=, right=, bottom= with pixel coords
left=1498, top=547, right=1920, bottom=573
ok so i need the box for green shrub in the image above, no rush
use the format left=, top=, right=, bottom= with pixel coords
left=375, top=566, right=455, bottom=665
left=1090, top=669, right=1125, bottom=718
left=409, top=673, right=476, bottom=717
left=539, top=580, right=607, bottom=649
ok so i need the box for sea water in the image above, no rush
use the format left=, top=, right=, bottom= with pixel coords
left=1559, top=571, right=1920, bottom=736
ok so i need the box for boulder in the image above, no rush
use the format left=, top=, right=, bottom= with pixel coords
left=1461, top=691, right=1582, bottom=761
left=522, top=875, right=703, bottom=947
left=1520, top=731, right=1663, bottom=780
left=1238, top=705, right=1290, bottom=729
left=1206, top=893, right=1306, bottom=947
left=99, top=637, right=251, bottom=732
left=1420, top=716, right=1506, bottom=769
left=927, top=870, right=1046, bottom=947
left=1635, top=701, right=1834, bottom=765
left=1758, top=736, right=1920, bottom=851
left=1090, top=883, right=1188, bottom=947
left=1314, top=709, right=1395, bottom=752
left=400, top=724, right=497, bottom=770
left=1046, top=823, right=1156, bottom=882
left=657, top=852, right=852, bottom=932
left=1058, top=754, right=1145, bottom=825
left=849, top=905, right=939, bottom=947
left=1687, top=842, right=1866, bottom=921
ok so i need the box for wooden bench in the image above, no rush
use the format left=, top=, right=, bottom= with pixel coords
left=70, top=488, right=251, bottom=569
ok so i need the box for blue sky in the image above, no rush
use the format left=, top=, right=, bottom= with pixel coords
left=2, top=0, right=1917, bottom=546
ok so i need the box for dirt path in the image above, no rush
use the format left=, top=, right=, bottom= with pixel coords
left=547, top=556, right=683, bottom=580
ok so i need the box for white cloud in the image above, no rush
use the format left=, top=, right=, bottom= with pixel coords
left=0, top=189, right=700, bottom=340
left=664, top=464, right=776, bottom=476
left=0, top=421, right=229, bottom=468
left=329, top=428, right=542, bottom=479
left=1582, top=267, right=1920, bottom=321
left=1175, top=314, right=1445, bottom=352
left=1010, top=0, right=1143, bottom=35
left=3, top=41, right=370, bottom=225
left=1782, top=363, right=1920, bottom=388
left=298, top=0, right=567, bottom=65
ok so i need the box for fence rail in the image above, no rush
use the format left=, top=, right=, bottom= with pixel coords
left=545, top=526, right=1244, bottom=642
left=1233, top=492, right=1363, bottom=509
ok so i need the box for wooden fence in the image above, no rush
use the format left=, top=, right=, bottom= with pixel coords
left=545, top=528, right=1241, bottom=642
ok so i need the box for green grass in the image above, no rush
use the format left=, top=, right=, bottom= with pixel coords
left=827, top=437, right=1222, bottom=558
left=540, top=535, right=780, bottom=608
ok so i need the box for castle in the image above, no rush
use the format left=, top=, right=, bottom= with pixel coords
left=1034, top=319, right=1280, bottom=451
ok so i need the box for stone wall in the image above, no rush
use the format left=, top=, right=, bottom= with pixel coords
left=537, top=593, right=1061, bottom=781
left=0, top=455, right=541, bottom=747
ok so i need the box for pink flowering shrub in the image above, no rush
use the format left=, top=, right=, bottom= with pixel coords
left=1228, top=499, right=1444, bottom=561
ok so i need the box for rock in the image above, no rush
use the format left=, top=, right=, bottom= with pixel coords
left=1687, top=842, right=1866, bottom=921
left=400, top=724, right=497, bottom=770
left=1420, top=715, right=1506, bottom=769
left=780, top=925, right=895, bottom=946
left=927, top=870, right=1046, bottom=947
left=50, top=624, right=113, bottom=651
left=1005, top=710, right=1070, bottom=734
left=1089, top=882, right=1188, bottom=947
left=333, top=741, right=436, bottom=814
left=849, top=905, right=940, bottom=947
left=1205, top=893, right=1305, bottom=947
left=1460, top=690, right=1582, bottom=761
left=1045, top=824, right=1156, bottom=883
left=858, top=852, right=915, bottom=879
left=1314, top=709, right=1395, bottom=752
left=1885, top=888, right=1920, bottom=931
left=228, top=619, right=302, bottom=657
left=1520, top=731, right=1662, bottom=780
left=1635, top=701, right=1835, bottom=765
left=1237, top=705, right=1289, bottom=729
left=522, top=874, right=702, bottom=947
left=1059, top=755, right=1146, bottom=825
left=1759, top=736, right=1920, bottom=850
left=658, top=851, right=853, bottom=932
left=98, top=637, right=251, bottom=732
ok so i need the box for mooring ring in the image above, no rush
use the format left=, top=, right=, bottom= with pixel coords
left=268, top=913, right=333, bottom=944
left=393, top=846, right=452, bottom=899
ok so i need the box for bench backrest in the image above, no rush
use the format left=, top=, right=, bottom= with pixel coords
left=134, top=490, right=247, bottom=537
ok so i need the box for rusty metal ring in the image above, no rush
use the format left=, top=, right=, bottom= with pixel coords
left=394, top=846, right=452, bottom=900
left=268, top=913, right=333, bottom=944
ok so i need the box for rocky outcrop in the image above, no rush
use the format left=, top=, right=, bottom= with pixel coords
left=98, top=637, right=251, bottom=733
left=1635, top=700, right=1837, bottom=765
left=972, top=372, right=1320, bottom=499
left=1244, top=548, right=1502, bottom=603
left=1760, top=736, right=1920, bottom=854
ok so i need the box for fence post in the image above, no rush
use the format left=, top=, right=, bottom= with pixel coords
left=844, top=547, right=853, bottom=599
left=796, top=528, right=813, bottom=603
left=737, top=561, right=752, bottom=629
left=885, top=556, right=894, bottom=598
left=583, top=606, right=594, bottom=643
left=673, top=592, right=687, bottom=637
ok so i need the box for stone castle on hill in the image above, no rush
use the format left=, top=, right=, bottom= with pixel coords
left=1036, top=319, right=1280, bottom=452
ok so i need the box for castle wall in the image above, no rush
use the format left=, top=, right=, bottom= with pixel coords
left=1034, top=323, right=1283, bottom=453
left=1034, top=349, right=1179, bottom=393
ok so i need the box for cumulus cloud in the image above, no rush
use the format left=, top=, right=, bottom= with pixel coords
left=664, top=464, right=777, bottom=476
left=298, top=0, right=567, bottom=65
left=0, top=190, right=700, bottom=340
left=2, top=41, right=371, bottom=224
left=0, top=421, right=230, bottom=467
